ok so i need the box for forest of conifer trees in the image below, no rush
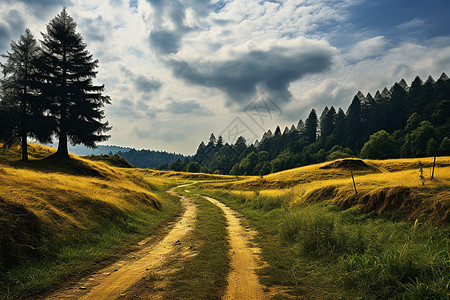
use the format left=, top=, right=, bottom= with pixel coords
left=183, top=74, right=450, bottom=175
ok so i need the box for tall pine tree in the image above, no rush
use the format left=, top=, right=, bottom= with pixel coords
left=39, top=8, right=111, bottom=158
left=345, top=95, right=363, bottom=150
left=305, top=109, right=318, bottom=142
left=0, top=28, right=53, bottom=160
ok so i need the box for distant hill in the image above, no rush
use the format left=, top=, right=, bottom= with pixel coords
left=117, top=149, right=188, bottom=169
left=43, top=143, right=188, bottom=169
left=45, top=143, right=133, bottom=156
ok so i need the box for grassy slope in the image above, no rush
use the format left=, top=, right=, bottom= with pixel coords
left=206, top=157, right=450, bottom=223
left=0, top=144, right=181, bottom=299
left=198, top=157, right=450, bottom=299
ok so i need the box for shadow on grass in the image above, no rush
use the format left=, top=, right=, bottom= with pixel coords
left=6, top=155, right=105, bottom=178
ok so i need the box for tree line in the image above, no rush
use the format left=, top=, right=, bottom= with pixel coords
left=0, top=8, right=110, bottom=161
left=116, top=148, right=188, bottom=169
left=185, top=74, right=450, bottom=175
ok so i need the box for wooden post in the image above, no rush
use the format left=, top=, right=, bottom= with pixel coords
left=351, top=170, right=357, bottom=197
left=431, top=156, right=436, bottom=180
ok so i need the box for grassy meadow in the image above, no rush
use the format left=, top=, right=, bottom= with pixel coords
left=198, top=157, right=450, bottom=299
left=0, top=143, right=182, bottom=298
left=0, top=142, right=448, bottom=299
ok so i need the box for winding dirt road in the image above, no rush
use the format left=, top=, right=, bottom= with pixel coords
left=43, top=186, right=268, bottom=299
left=203, top=196, right=267, bottom=300
left=45, top=185, right=197, bottom=300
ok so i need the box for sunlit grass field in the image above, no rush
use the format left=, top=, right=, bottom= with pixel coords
left=0, top=143, right=182, bottom=298
left=198, top=157, right=449, bottom=299
left=206, top=157, right=450, bottom=223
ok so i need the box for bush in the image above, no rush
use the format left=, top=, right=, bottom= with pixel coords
left=360, top=130, right=398, bottom=159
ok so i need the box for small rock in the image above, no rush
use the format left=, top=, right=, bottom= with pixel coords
left=173, top=258, right=178, bottom=262
left=113, top=269, right=118, bottom=272
left=245, top=225, right=250, bottom=229
left=79, top=286, right=87, bottom=290
left=146, top=268, right=149, bottom=271
left=175, top=240, right=181, bottom=245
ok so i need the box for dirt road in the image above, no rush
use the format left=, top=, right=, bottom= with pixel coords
left=45, top=185, right=197, bottom=300
left=44, top=186, right=269, bottom=300
left=203, top=196, right=267, bottom=300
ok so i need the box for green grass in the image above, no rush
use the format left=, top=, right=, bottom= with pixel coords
left=201, top=189, right=449, bottom=299
left=0, top=191, right=181, bottom=299
left=166, top=187, right=230, bottom=299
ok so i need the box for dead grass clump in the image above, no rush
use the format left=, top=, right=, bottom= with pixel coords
left=0, top=198, right=42, bottom=269
left=319, top=158, right=372, bottom=170
left=358, top=186, right=411, bottom=213
left=329, top=186, right=449, bottom=224
left=304, top=186, right=338, bottom=203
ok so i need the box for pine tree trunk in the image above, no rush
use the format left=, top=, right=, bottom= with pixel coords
left=54, top=44, right=70, bottom=159
left=21, top=132, right=28, bottom=161
left=21, top=80, right=28, bottom=161
left=55, top=132, right=69, bottom=158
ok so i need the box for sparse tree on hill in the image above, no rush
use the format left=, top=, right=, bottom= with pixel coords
left=39, top=8, right=111, bottom=158
left=0, top=29, right=53, bottom=160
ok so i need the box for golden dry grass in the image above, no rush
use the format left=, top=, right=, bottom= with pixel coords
left=0, top=143, right=170, bottom=269
left=204, top=157, right=450, bottom=223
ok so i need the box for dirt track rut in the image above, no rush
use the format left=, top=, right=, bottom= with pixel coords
left=45, top=185, right=197, bottom=300
left=203, top=196, right=267, bottom=300
left=44, top=186, right=268, bottom=300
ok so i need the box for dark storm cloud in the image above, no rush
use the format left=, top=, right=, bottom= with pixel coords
left=149, top=29, right=188, bottom=55
left=167, top=45, right=334, bottom=104
left=0, top=10, right=25, bottom=51
left=81, top=16, right=111, bottom=42
left=145, top=0, right=211, bottom=54
left=135, top=75, right=162, bottom=93
left=0, top=23, right=10, bottom=51
left=8, top=0, right=71, bottom=19
left=165, top=99, right=212, bottom=115
left=119, top=66, right=163, bottom=93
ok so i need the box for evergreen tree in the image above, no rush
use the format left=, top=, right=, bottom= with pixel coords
left=305, top=109, right=318, bottom=142
left=389, top=83, right=408, bottom=132
left=333, top=107, right=346, bottom=145
left=39, top=8, right=111, bottom=158
left=274, top=126, right=282, bottom=136
left=0, top=29, right=53, bottom=160
left=319, top=106, right=329, bottom=137
left=216, top=135, right=223, bottom=149
left=207, top=133, right=217, bottom=147
left=420, top=75, right=436, bottom=118
left=345, top=96, right=363, bottom=150
left=320, top=106, right=336, bottom=139
left=408, top=75, right=423, bottom=115
left=297, top=119, right=305, bottom=133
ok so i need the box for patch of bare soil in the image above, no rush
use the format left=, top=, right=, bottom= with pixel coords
left=44, top=184, right=197, bottom=300
left=203, top=196, right=268, bottom=300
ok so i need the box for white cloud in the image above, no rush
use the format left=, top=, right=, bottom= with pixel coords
left=1, top=0, right=449, bottom=154
left=348, top=36, right=388, bottom=60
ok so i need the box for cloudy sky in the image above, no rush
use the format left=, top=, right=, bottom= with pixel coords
left=1, top=0, right=449, bottom=154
